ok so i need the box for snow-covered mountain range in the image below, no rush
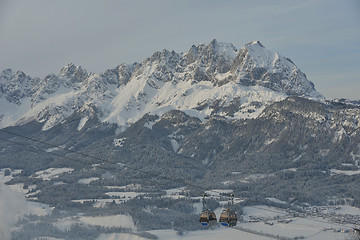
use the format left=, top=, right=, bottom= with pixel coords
left=0, top=40, right=323, bottom=131
left=1, top=40, right=360, bottom=239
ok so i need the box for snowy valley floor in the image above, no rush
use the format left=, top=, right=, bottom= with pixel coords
left=3, top=189, right=358, bottom=240
left=1, top=168, right=359, bottom=240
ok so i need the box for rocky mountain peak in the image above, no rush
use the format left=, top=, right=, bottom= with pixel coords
left=0, top=69, right=37, bottom=104
left=100, top=63, right=137, bottom=86
left=182, top=39, right=237, bottom=75
left=0, top=69, right=14, bottom=87
left=246, top=40, right=265, bottom=48
left=1, top=68, right=13, bottom=77
left=230, top=41, right=323, bottom=98
left=185, top=39, right=237, bottom=64
left=148, top=49, right=181, bottom=69
left=59, top=63, right=88, bottom=82
left=1, top=69, right=35, bottom=85
left=208, top=39, right=237, bottom=56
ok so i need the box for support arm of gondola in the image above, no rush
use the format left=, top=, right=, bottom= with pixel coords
left=202, top=194, right=209, bottom=211
left=229, top=193, right=234, bottom=206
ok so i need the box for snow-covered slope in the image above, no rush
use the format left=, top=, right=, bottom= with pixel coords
left=232, top=41, right=322, bottom=97
left=0, top=40, right=323, bottom=130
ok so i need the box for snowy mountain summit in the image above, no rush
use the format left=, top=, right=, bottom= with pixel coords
left=0, top=40, right=323, bottom=130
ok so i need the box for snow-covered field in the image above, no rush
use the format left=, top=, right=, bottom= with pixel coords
left=3, top=192, right=359, bottom=240
left=96, top=233, right=149, bottom=240
left=149, top=228, right=273, bottom=240
left=33, top=167, right=74, bottom=180
left=330, top=169, right=360, bottom=176
left=240, top=205, right=354, bottom=240
left=164, top=187, right=187, bottom=199
left=53, top=214, right=136, bottom=232
left=66, top=197, right=360, bottom=240
left=77, top=177, right=99, bottom=184
left=80, top=214, right=135, bottom=229
left=0, top=168, right=22, bottom=183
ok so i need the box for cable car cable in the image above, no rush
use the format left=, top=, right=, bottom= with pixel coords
left=0, top=136, right=356, bottom=233
left=0, top=129, right=357, bottom=232
left=0, top=130, right=222, bottom=195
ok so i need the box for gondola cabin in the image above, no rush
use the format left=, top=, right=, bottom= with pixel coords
left=219, top=208, right=237, bottom=227
left=199, top=210, right=217, bottom=226
left=199, top=194, right=217, bottom=226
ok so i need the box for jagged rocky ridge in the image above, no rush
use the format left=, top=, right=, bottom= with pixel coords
left=0, top=40, right=322, bottom=131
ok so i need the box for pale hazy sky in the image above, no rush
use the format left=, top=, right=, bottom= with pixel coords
left=0, top=0, right=359, bottom=100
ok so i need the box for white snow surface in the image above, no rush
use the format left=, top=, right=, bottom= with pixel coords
left=330, top=169, right=360, bottom=175
left=33, top=167, right=74, bottom=180
left=164, top=187, right=187, bottom=199
left=113, top=137, right=126, bottom=147
left=149, top=228, right=273, bottom=240
left=105, top=184, right=142, bottom=190
left=77, top=177, right=99, bottom=184
left=105, top=191, right=143, bottom=199
left=80, top=214, right=135, bottom=229
left=53, top=214, right=135, bottom=232
left=77, top=116, right=89, bottom=131
left=169, top=139, right=180, bottom=152
left=243, top=205, right=287, bottom=220
left=96, top=233, right=148, bottom=240
left=240, top=205, right=353, bottom=239
left=102, top=77, right=286, bottom=127
left=322, top=205, right=360, bottom=216
left=0, top=169, right=22, bottom=184
left=244, top=41, right=293, bottom=72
